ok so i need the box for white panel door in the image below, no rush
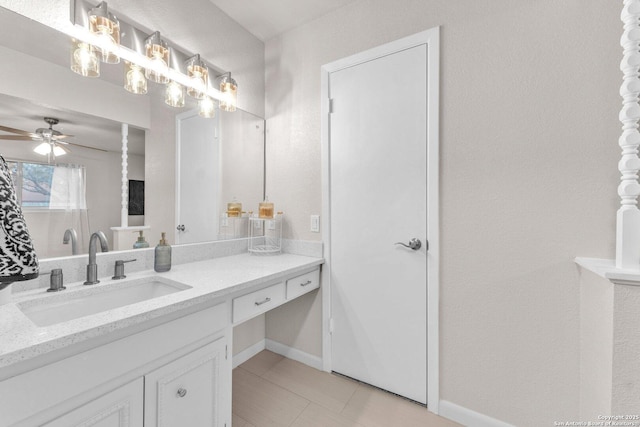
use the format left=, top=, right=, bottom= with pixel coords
left=176, top=110, right=220, bottom=244
left=329, top=44, right=428, bottom=403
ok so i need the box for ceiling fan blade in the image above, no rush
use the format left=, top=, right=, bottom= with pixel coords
left=0, top=135, right=39, bottom=141
left=0, top=125, right=40, bottom=139
left=52, top=134, right=74, bottom=140
left=66, top=141, right=109, bottom=152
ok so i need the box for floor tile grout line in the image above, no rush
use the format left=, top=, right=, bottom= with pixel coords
left=339, top=381, right=360, bottom=416
left=287, top=400, right=311, bottom=427
left=256, top=362, right=360, bottom=414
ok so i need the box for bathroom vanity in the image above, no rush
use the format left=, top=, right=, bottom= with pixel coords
left=0, top=252, right=322, bottom=427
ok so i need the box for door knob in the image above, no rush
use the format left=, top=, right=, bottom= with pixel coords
left=176, top=224, right=185, bottom=232
left=395, top=238, right=425, bottom=251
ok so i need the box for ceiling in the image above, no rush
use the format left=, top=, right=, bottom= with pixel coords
left=209, top=0, right=359, bottom=41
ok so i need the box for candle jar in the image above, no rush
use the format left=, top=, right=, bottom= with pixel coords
left=227, top=199, right=242, bottom=217
left=259, top=198, right=274, bottom=219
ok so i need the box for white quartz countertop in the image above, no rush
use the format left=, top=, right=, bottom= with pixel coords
left=0, top=253, right=323, bottom=369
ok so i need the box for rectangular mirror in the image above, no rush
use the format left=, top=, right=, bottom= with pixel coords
left=0, top=6, right=265, bottom=260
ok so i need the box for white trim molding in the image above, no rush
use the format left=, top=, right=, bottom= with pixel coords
left=440, top=400, right=516, bottom=427
left=265, top=339, right=324, bottom=371
left=232, top=339, right=266, bottom=369
left=616, top=0, right=640, bottom=269
left=320, top=27, right=440, bottom=414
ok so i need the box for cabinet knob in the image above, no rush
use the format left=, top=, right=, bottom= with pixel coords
left=176, top=388, right=187, bottom=398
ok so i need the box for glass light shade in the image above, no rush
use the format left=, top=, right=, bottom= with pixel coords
left=33, top=143, right=67, bottom=157
left=70, top=41, right=99, bottom=77
left=165, top=80, right=185, bottom=107
left=219, top=74, right=237, bottom=112
left=198, top=97, right=216, bottom=118
left=88, top=2, right=120, bottom=64
left=52, top=145, right=68, bottom=156
left=145, top=31, right=169, bottom=84
left=124, top=62, right=148, bottom=94
left=186, top=54, right=208, bottom=99
left=33, top=142, right=51, bottom=155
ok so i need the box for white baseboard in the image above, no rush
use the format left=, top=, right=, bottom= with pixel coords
left=265, top=339, right=324, bottom=371
left=439, top=400, right=515, bottom=427
left=232, top=339, right=266, bottom=369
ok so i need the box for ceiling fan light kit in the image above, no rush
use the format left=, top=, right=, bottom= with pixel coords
left=0, top=116, right=107, bottom=161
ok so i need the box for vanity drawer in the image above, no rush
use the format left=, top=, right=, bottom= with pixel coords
left=233, top=282, right=285, bottom=323
left=286, top=268, right=320, bottom=300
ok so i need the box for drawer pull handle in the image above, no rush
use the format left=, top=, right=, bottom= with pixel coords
left=300, top=280, right=313, bottom=287
left=255, top=297, right=272, bottom=306
left=177, top=388, right=187, bottom=398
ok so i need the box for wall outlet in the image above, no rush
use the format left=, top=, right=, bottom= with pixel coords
left=310, top=215, right=320, bottom=233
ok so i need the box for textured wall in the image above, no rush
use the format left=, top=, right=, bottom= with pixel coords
left=613, top=284, right=640, bottom=412
left=578, top=268, right=613, bottom=419
left=264, top=0, right=621, bottom=425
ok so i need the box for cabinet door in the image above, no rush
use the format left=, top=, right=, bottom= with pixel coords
left=42, top=378, right=143, bottom=427
left=144, top=338, right=227, bottom=427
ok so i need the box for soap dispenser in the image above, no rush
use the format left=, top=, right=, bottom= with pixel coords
left=133, top=230, right=149, bottom=249
left=154, top=232, right=172, bottom=272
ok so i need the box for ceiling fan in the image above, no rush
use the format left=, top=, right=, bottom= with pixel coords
left=0, top=117, right=107, bottom=157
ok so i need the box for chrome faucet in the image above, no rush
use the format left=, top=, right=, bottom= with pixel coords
left=84, top=231, right=109, bottom=285
left=62, top=228, right=78, bottom=255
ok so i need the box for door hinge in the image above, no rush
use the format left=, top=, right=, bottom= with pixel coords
left=328, top=98, right=334, bottom=114
left=329, top=318, right=334, bottom=334
left=225, top=344, right=228, bottom=360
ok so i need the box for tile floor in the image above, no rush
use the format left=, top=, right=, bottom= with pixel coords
left=232, top=351, right=461, bottom=427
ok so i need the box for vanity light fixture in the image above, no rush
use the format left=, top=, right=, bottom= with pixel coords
left=87, top=1, right=120, bottom=64
left=218, top=72, right=237, bottom=112
left=198, top=96, right=216, bottom=118
left=70, top=0, right=237, bottom=115
left=70, top=40, right=100, bottom=77
left=186, top=54, right=208, bottom=99
left=165, top=80, right=185, bottom=107
left=124, top=62, right=148, bottom=94
left=145, top=31, right=169, bottom=84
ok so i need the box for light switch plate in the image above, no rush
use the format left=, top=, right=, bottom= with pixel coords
left=310, top=215, right=320, bottom=233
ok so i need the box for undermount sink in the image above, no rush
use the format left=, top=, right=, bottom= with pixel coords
left=18, top=276, right=192, bottom=327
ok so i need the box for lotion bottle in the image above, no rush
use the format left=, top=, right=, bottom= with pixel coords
left=154, top=232, right=172, bottom=272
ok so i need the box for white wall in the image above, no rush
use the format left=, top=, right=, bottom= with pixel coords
left=579, top=269, right=613, bottom=419
left=264, top=0, right=621, bottom=425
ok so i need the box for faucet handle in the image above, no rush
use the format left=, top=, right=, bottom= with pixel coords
left=112, top=259, right=137, bottom=280
left=44, top=268, right=66, bottom=292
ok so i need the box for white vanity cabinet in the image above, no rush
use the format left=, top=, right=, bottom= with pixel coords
left=42, top=379, right=144, bottom=427
left=0, top=259, right=323, bottom=427
left=0, top=303, right=231, bottom=427
left=40, top=338, right=229, bottom=427
left=144, top=338, right=227, bottom=427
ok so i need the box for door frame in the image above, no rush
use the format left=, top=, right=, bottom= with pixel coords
left=175, top=108, right=220, bottom=244
left=320, top=27, right=440, bottom=413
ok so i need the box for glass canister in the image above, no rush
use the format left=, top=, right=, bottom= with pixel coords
left=259, top=197, right=274, bottom=219
left=227, top=198, right=242, bottom=217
